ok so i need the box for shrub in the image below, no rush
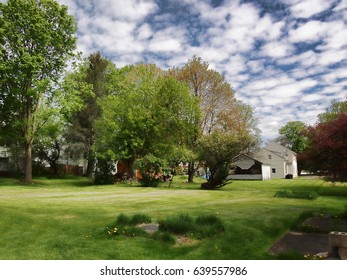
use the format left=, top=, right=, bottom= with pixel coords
left=134, top=155, right=167, bottom=187
left=94, top=157, right=115, bottom=185
left=274, top=190, right=318, bottom=200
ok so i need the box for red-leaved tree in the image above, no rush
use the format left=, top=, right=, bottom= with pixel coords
left=299, top=113, right=347, bottom=180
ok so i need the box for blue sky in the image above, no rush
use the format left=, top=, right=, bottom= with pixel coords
left=4, top=0, right=347, bottom=140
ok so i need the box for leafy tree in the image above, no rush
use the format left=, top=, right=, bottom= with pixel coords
left=317, top=99, right=347, bottom=123
left=277, top=121, right=309, bottom=175
left=64, top=53, right=116, bottom=177
left=278, top=121, right=308, bottom=153
left=0, top=0, right=77, bottom=183
left=32, top=102, right=65, bottom=175
left=198, top=131, right=253, bottom=189
left=95, top=64, right=200, bottom=178
left=300, top=113, right=347, bottom=180
left=170, top=56, right=259, bottom=182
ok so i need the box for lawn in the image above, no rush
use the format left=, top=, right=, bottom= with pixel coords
left=0, top=176, right=346, bottom=260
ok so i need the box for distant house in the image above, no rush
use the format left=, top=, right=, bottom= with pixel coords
left=256, top=142, right=298, bottom=179
left=230, top=142, right=298, bottom=180
left=228, top=154, right=271, bottom=180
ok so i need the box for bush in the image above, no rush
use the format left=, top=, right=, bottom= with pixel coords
left=134, top=155, right=167, bottom=187
left=94, top=157, right=115, bottom=185
left=274, top=190, right=318, bottom=200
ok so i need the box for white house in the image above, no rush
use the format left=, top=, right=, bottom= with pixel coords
left=255, top=142, right=298, bottom=179
left=228, top=154, right=271, bottom=180
left=230, top=142, right=298, bottom=180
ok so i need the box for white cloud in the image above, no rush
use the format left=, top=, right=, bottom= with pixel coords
left=318, top=49, right=347, bottom=66
left=287, top=0, right=335, bottom=18
left=136, top=23, right=153, bottom=40
left=96, top=0, right=158, bottom=22
left=261, top=40, right=294, bottom=58
left=289, top=20, right=328, bottom=43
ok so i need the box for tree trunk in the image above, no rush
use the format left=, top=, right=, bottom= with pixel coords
left=86, top=156, right=95, bottom=178
left=24, top=141, right=32, bottom=184
left=187, top=161, right=195, bottom=183
left=128, top=156, right=136, bottom=179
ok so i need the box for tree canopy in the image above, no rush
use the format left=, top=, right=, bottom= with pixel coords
left=299, top=100, right=347, bottom=180
left=95, top=64, right=201, bottom=177
left=0, top=0, right=77, bottom=183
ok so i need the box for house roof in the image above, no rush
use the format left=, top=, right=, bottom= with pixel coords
left=265, top=141, right=297, bottom=156
left=235, top=153, right=267, bottom=165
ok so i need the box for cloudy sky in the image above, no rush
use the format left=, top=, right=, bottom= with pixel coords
left=4, top=0, right=347, bottom=140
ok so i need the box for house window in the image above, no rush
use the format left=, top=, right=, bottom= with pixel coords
left=268, top=155, right=272, bottom=160
left=272, top=168, right=276, bottom=173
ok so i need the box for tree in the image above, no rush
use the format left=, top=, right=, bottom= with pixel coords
left=300, top=113, right=347, bottom=180
left=277, top=121, right=309, bottom=175
left=95, top=64, right=201, bottom=179
left=64, top=53, right=116, bottom=177
left=317, top=99, right=347, bottom=123
left=170, top=56, right=260, bottom=183
left=32, top=100, right=65, bottom=176
left=170, top=56, right=237, bottom=182
left=0, top=0, right=77, bottom=183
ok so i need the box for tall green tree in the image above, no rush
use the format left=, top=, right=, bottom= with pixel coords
left=96, top=64, right=201, bottom=177
left=277, top=121, right=309, bottom=175
left=64, top=52, right=116, bottom=177
left=278, top=121, right=308, bottom=153
left=0, top=0, right=77, bottom=183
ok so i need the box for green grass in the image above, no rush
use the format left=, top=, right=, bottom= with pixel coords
left=0, top=176, right=346, bottom=260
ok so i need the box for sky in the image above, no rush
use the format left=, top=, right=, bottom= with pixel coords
left=3, top=0, right=347, bottom=140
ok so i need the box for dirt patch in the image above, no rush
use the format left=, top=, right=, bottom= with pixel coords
left=175, top=235, right=200, bottom=246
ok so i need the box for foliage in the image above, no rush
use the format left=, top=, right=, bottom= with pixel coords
left=317, top=99, right=347, bottom=123
left=274, top=190, right=318, bottom=200
left=278, top=121, right=309, bottom=153
left=169, top=56, right=260, bottom=182
left=94, top=157, right=115, bottom=185
left=64, top=53, right=117, bottom=177
left=300, top=113, right=347, bottom=180
left=0, top=0, right=77, bottom=183
left=197, top=130, right=253, bottom=189
left=95, top=64, right=201, bottom=177
left=134, top=154, right=167, bottom=187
